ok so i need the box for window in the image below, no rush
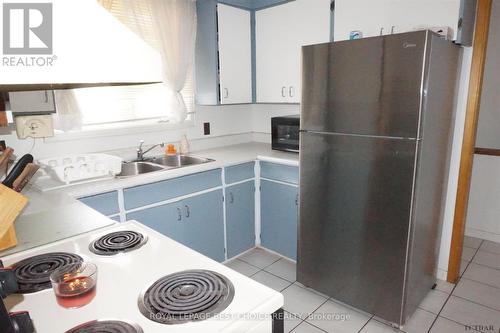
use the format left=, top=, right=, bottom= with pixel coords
left=66, top=0, right=194, bottom=127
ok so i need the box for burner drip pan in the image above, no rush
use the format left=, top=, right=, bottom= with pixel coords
left=11, top=252, right=83, bottom=294
left=65, top=320, right=143, bottom=333
left=138, top=269, right=235, bottom=324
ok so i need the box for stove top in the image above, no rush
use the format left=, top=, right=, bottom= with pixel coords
left=2, top=221, right=283, bottom=332
left=138, top=270, right=234, bottom=325
left=66, top=320, right=143, bottom=333
left=89, top=230, right=147, bottom=256
left=11, top=252, right=83, bottom=294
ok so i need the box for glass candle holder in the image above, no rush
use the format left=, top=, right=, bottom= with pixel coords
left=50, top=262, right=97, bottom=309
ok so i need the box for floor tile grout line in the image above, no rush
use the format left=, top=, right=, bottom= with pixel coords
left=427, top=282, right=459, bottom=333
left=356, top=315, right=375, bottom=333
left=235, top=258, right=266, bottom=270
left=299, top=298, right=331, bottom=333
left=449, top=294, right=500, bottom=313
left=433, top=314, right=483, bottom=332
left=475, top=247, right=500, bottom=256
left=262, top=268, right=297, bottom=283
left=428, top=240, right=484, bottom=333
left=459, top=275, right=500, bottom=291
left=465, top=260, right=500, bottom=272
left=283, top=310, right=304, bottom=333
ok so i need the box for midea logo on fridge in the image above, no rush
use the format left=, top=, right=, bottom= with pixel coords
left=2, top=3, right=57, bottom=66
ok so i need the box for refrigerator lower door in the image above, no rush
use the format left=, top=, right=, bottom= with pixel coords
left=297, top=131, right=418, bottom=324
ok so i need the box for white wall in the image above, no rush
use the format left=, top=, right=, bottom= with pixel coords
left=465, top=0, right=500, bottom=243
left=476, top=0, right=500, bottom=149
left=465, top=155, right=500, bottom=243
left=0, top=105, right=254, bottom=159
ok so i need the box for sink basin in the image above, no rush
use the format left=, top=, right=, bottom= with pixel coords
left=148, top=155, right=214, bottom=168
left=116, top=155, right=214, bottom=178
left=117, top=161, right=164, bottom=178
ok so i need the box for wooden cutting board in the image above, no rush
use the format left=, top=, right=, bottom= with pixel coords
left=0, top=184, right=28, bottom=250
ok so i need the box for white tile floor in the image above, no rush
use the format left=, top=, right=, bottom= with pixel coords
left=224, top=237, right=500, bottom=333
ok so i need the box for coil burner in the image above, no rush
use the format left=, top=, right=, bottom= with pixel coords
left=11, top=252, right=83, bottom=294
left=138, top=270, right=235, bottom=324
left=65, top=320, right=143, bottom=333
left=89, top=231, right=147, bottom=256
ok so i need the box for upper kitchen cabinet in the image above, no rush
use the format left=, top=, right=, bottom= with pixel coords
left=9, top=91, right=56, bottom=114
left=195, top=0, right=252, bottom=105
left=217, top=4, right=253, bottom=104
left=256, top=0, right=331, bottom=103
left=333, top=0, right=461, bottom=41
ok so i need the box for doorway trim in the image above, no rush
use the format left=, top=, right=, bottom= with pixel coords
left=447, top=0, right=493, bottom=283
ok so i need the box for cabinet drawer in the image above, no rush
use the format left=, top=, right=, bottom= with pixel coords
left=225, top=162, right=255, bottom=184
left=124, top=169, right=222, bottom=210
left=260, top=161, right=299, bottom=185
left=78, top=191, right=119, bottom=216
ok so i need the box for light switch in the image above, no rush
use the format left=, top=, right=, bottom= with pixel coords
left=15, top=115, right=55, bottom=139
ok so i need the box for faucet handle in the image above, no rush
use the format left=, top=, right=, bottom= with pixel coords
left=138, top=140, right=145, bottom=149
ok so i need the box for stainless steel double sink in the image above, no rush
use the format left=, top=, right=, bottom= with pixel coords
left=117, top=155, right=214, bottom=178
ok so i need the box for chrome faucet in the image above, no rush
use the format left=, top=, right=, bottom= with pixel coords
left=136, top=140, right=165, bottom=161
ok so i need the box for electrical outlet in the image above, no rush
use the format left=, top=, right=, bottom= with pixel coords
left=203, top=122, right=211, bottom=135
left=15, top=115, right=55, bottom=139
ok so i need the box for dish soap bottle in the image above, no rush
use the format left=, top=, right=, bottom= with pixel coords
left=165, top=144, right=177, bottom=156
left=179, top=134, right=190, bottom=155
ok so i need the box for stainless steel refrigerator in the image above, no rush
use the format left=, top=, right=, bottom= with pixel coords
left=297, top=31, right=461, bottom=326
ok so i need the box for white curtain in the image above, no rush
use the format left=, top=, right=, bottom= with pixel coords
left=53, top=90, right=83, bottom=131
left=124, top=0, right=197, bottom=122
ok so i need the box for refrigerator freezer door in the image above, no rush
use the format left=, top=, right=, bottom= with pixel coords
left=297, top=131, right=418, bottom=324
left=301, top=31, right=428, bottom=139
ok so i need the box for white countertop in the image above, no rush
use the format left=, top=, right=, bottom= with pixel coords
left=36, top=142, right=298, bottom=198
left=1, top=142, right=298, bottom=257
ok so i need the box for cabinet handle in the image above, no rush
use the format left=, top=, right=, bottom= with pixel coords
left=295, top=194, right=299, bottom=206
left=44, top=91, right=49, bottom=103
left=224, top=88, right=229, bottom=99
left=289, top=86, right=294, bottom=98
left=229, top=192, right=234, bottom=204
left=177, top=207, right=182, bottom=221
left=185, top=205, right=190, bottom=218
left=281, top=86, right=286, bottom=98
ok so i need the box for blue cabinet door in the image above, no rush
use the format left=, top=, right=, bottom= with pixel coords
left=126, top=201, right=183, bottom=240
left=126, top=190, right=225, bottom=262
left=261, top=180, right=298, bottom=260
left=226, top=181, right=255, bottom=258
left=180, top=190, right=225, bottom=262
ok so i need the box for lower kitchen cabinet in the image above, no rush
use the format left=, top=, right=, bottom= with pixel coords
left=260, top=179, right=298, bottom=260
left=78, top=191, right=119, bottom=217
left=127, top=190, right=225, bottom=262
left=225, top=181, right=255, bottom=258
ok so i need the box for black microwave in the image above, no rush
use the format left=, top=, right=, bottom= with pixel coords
left=271, top=115, right=300, bottom=153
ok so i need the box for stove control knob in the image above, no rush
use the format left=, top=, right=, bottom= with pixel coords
left=10, top=311, right=35, bottom=333
left=0, top=269, right=19, bottom=299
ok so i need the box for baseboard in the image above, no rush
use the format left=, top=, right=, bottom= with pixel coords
left=436, top=268, right=448, bottom=281
left=465, top=227, right=500, bottom=243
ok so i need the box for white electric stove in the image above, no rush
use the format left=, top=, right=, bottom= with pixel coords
left=1, top=221, right=284, bottom=333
